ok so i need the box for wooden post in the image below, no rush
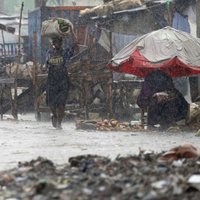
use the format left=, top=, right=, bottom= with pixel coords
left=109, top=30, right=112, bottom=58
left=0, top=85, right=3, bottom=120
left=1, top=30, right=6, bottom=58
left=13, top=2, right=24, bottom=120
left=108, top=30, right=113, bottom=118
left=83, top=81, right=89, bottom=120
left=0, top=31, right=5, bottom=120
left=108, top=81, right=113, bottom=118
left=1, top=30, right=13, bottom=120
left=197, top=0, right=200, bottom=96
left=33, top=32, right=40, bottom=120
left=33, top=32, right=37, bottom=86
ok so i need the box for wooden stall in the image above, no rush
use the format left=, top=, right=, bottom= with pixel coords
left=0, top=20, right=32, bottom=119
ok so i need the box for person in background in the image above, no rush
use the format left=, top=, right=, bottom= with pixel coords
left=137, top=70, right=189, bottom=128
left=45, top=30, right=78, bottom=129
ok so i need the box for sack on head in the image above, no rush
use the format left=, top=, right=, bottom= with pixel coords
left=41, top=18, right=74, bottom=37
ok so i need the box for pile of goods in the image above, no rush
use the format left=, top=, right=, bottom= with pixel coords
left=76, top=119, right=145, bottom=131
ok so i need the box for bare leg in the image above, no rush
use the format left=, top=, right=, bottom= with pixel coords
left=56, top=105, right=65, bottom=129
left=51, top=107, right=57, bottom=128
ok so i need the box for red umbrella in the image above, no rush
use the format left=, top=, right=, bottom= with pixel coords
left=108, top=26, right=200, bottom=78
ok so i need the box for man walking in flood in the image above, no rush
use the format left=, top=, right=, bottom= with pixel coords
left=45, top=31, right=77, bottom=129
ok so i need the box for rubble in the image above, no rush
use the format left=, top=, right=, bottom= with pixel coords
left=74, top=100, right=200, bottom=132
left=75, top=117, right=200, bottom=132
left=75, top=119, right=146, bottom=132
left=1, top=149, right=200, bottom=199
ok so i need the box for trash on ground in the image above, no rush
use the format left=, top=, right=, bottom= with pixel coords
left=1, top=149, right=200, bottom=199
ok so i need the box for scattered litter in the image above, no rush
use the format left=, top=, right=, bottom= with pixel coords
left=188, top=175, right=200, bottom=191
left=0, top=149, right=200, bottom=199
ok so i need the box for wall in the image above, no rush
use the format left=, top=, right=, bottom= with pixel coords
left=110, top=11, right=159, bottom=36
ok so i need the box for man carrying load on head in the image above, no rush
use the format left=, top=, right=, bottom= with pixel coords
left=45, top=25, right=78, bottom=129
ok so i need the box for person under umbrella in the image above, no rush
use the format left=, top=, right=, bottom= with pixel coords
left=137, top=70, right=189, bottom=128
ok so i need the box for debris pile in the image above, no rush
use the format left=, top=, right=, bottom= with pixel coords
left=75, top=102, right=200, bottom=132
left=1, top=146, right=200, bottom=199
left=76, top=119, right=145, bottom=131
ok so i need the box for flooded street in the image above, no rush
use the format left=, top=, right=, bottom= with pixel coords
left=0, top=113, right=199, bottom=171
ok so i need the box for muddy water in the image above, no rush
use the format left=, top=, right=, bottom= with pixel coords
left=0, top=113, right=199, bottom=171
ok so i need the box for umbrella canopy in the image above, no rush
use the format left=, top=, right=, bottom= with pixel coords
left=108, top=26, right=200, bottom=78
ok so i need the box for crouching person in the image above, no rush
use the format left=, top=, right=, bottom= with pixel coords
left=137, top=70, right=189, bottom=128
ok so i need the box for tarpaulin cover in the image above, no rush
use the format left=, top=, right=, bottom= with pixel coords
left=108, top=26, right=200, bottom=78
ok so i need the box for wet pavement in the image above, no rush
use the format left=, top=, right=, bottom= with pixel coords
left=0, top=113, right=199, bottom=171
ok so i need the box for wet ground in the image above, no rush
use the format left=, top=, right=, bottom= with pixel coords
left=0, top=113, right=200, bottom=171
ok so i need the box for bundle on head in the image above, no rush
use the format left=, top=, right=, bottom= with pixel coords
left=41, top=18, right=73, bottom=37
